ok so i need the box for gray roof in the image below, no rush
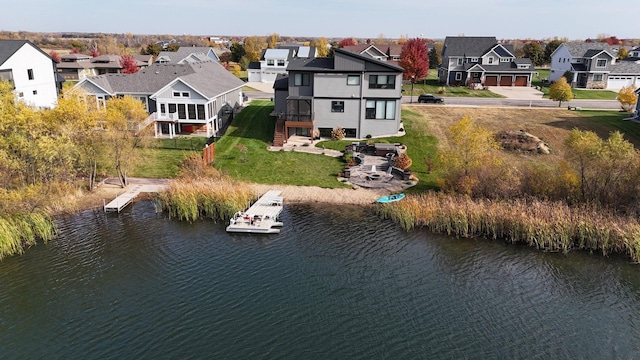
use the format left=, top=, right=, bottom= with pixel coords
left=442, top=37, right=498, bottom=58
left=610, top=60, right=640, bottom=75
left=0, top=40, right=52, bottom=66
left=287, top=48, right=402, bottom=73
left=273, top=73, right=288, bottom=90
left=157, top=47, right=218, bottom=63
left=562, top=42, right=617, bottom=58
left=493, top=45, right=514, bottom=57
left=79, top=60, right=244, bottom=99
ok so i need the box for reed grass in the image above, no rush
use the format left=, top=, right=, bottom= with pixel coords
left=0, top=212, right=57, bottom=260
left=154, top=159, right=256, bottom=222
left=376, top=192, right=640, bottom=263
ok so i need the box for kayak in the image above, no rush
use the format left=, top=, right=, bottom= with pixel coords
left=376, top=193, right=405, bottom=203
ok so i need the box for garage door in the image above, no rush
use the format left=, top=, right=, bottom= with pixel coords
left=607, top=76, right=633, bottom=90
left=500, top=76, right=513, bottom=86
left=514, top=76, right=528, bottom=86
left=485, top=76, right=498, bottom=86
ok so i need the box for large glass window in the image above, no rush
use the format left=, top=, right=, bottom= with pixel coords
left=594, top=74, right=603, bottom=81
left=197, top=104, right=205, bottom=120
left=365, top=100, right=396, bottom=120
left=347, top=75, right=360, bottom=85
left=369, top=75, right=395, bottom=89
left=177, top=104, right=186, bottom=119
left=188, top=104, right=196, bottom=119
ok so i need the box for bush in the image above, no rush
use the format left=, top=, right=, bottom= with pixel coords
left=393, top=153, right=413, bottom=170
left=331, top=127, right=346, bottom=140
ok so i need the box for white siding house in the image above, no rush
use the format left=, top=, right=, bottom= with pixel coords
left=0, top=40, right=59, bottom=108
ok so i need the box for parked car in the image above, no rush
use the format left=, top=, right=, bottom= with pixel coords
left=417, top=94, right=444, bottom=103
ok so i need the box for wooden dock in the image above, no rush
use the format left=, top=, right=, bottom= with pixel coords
left=103, top=182, right=168, bottom=213
left=226, top=190, right=284, bottom=233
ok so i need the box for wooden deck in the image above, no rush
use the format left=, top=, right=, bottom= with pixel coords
left=103, top=183, right=168, bottom=213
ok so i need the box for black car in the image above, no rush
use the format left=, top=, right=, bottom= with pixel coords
left=417, top=94, right=444, bottom=103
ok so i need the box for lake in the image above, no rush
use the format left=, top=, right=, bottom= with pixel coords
left=1, top=201, right=640, bottom=359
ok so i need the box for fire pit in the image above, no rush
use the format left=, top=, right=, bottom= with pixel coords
left=368, top=173, right=382, bottom=181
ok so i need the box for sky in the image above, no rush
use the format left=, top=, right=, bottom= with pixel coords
left=3, top=0, right=639, bottom=41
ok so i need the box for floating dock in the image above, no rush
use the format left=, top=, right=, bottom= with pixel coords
left=226, top=190, right=283, bottom=234
left=103, top=182, right=168, bottom=213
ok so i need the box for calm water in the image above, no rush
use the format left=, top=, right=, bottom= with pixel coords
left=1, top=202, right=640, bottom=359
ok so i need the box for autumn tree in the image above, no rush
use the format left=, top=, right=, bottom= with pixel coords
left=618, top=47, right=629, bottom=60
left=522, top=42, right=544, bottom=66
left=120, top=54, right=139, bottom=74
left=399, top=38, right=429, bottom=83
left=88, top=43, right=100, bottom=57
left=549, top=77, right=573, bottom=107
left=617, top=86, right=638, bottom=112
left=166, top=43, right=180, bottom=52
left=230, top=42, right=245, bottom=62
left=243, top=36, right=266, bottom=62
left=338, top=38, right=357, bottom=47
left=49, top=50, right=61, bottom=63
left=267, top=33, right=279, bottom=49
left=438, top=115, right=512, bottom=197
left=101, top=96, right=150, bottom=187
left=141, top=43, right=163, bottom=57
left=544, top=39, right=564, bottom=64
left=309, top=37, right=329, bottom=57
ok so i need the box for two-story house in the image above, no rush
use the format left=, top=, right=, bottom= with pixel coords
left=0, top=40, right=59, bottom=108
left=248, top=45, right=316, bottom=84
left=549, top=42, right=617, bottom=88
left=74, top=60, right=245, bottom=138
left=438, top=36, right=535, bottom=87
left=272, top=48, right=403, bottom=145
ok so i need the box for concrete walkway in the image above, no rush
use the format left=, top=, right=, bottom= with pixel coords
left=268, top=136, right=343, bottom=157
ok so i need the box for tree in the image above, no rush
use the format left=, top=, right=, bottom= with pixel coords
left=617, top=86, right=638, bottom=112
left=49, top=50, right=61, bottom=63
left=243, top=36, right=266, bottom=62
left=338, top=38, right=357, bottom=47
left=544, top=39, right=564, bottom=64
left=119, top=54, right=139, bottom=74
left=399, top=38, right=429, bottom=83
left=141, top=43, right=163, bottom=57
left=230, top=42, right=245, bottom=63
left=549, top=77, right=573, bottom=107
left=88, top=43, right=100, bottom=57
left=522, top=42, right=545, bottom=66
left=101, top=96, right=150, bottom=187
left=428, top=42, right=443, bottom=69
left=267, top=33, right=279, bottom=49
left=218, top=51, right=232, bottom=66
left=309, top=37, right=329, bottom=57
left=618, top=47, right=629, bottom=60
left=166, top=43, right=180, bottom=52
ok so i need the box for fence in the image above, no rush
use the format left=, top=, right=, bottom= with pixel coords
left=203, top=143, right=215, bottom=165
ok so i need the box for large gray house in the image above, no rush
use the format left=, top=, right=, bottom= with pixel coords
left=75, top=60, right=244, bottom=138
left=438, top=36, right=535, bottom=87
left=272, top=48, right=404, bottom=145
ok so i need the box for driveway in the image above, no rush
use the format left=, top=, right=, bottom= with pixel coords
left=245, top=81, right=275, bottom=94
left=487, top=86, right=543, bottom=100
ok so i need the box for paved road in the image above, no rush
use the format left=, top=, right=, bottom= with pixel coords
left=245, top=91, right=620, bottom=110
left=402, top=96, right=620, bottom=110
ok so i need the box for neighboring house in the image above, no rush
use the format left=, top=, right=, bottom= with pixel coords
left=549, top=42, right=640, bottom=90
left=630, top=46, right=640, bottom=59
left=57, top=54, right=150, bottom=80
left=272, top=47, right=403, bottom=145
left=635, top=88, right=640, bottom=119
left=247, top=45, right=316, bottom=83
left=156, top=47, right=220, bottom=64
left=0, top=39, right=59, bottom=108
left=438, top=36, right=535, bottom=87
left=342, top=44, right=403, bottom=65
left=74, top=60, right=245, bottom=138
left=56, top=53, right=96, bottom=80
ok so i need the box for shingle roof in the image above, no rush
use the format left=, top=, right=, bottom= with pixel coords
left=80, top=60, right=244, bottom=98
left=273, top=73, right=288, bottom=90
left=287, top=48, right=403, bottom=72
left=563, top=42, right=616, bottom=58
left=157, top=47, right=217, bottom=63
left=442, top=37, right=498, bottom=58
left=610, top=60, right=640, bottom=75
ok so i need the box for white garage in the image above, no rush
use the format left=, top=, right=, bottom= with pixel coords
left=607, top=76, right=639, bottom=91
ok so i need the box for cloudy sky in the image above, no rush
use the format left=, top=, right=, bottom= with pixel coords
left=3, top=0, right=638, bottom=40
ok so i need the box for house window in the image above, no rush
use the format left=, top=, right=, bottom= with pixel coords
left=457, top=58, right=463, bottom=65
left=455, top=72, right=462, bottom=81
left=294, top=73, right=310, bottom=86
left=32, top=90, right=37, bottom=95
left=471, top=58, right=478, bottom=62
left=160, top=104, right=166, bottom=114
left=344, top=128, right=357, bottom=138
left=594, top=74, right=603, bottom=81
left=347, top=75, right=360, bottom=85
left=369, top=75, right=395, bottom=89
left=488, top=57, right=494, bottom=64
left=188, top=104, right=196, bottom=119
left=197, top=104, right=205, bottom=120
left=267, top=59, right=274, bottom=66
left=597, top=59, right=607, bottom=67
left=365, top=100, right=396, bottom=120
left=331, top=101, right=344, bottom=112
left=173, top=91, right=190, bottom=98
left=18, top=92, right=24, bottom=97
left=277, top=59, right=285, bottom=66
left=27, top=69, right=34, bottom=80
left=177, top=104, right=186, bottom=119
left=169, top=104, right=177, bottom=114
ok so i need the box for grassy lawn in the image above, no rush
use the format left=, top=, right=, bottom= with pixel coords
left=402, top=71, right=504, bottom=98
left=534, top=68, right=618, bottom=100
left=213, top=100, right=350, bottom=188
left=131, top=138, right=208, bottom=178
